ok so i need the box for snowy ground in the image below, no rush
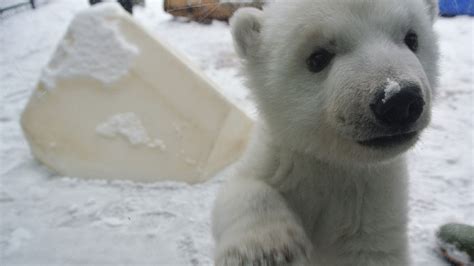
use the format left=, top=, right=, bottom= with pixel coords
left=0, top=1, right=473, bottom=265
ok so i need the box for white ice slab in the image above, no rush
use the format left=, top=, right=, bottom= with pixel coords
left=21, top=3, right=253, bottom=183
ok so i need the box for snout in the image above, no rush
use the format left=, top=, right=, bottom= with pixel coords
left=358, top=82, right=426, bottom=148
left=370, top=84, right=424, bottom=128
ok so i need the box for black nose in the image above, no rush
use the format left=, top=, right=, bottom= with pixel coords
left=371, top=85, right=424, bottom=127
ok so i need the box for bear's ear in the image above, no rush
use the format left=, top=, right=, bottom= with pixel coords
left=230, top=7, right=264, bottom=60
left=423, top=0, right=439, bottom=22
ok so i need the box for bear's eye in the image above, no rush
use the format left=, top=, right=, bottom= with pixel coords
left=404, top=31, right=418, bottom=52
left=306, top=49, right=334, bottom=73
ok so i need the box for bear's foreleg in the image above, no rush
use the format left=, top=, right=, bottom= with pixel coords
left=212, top=178, right=313, bottom=266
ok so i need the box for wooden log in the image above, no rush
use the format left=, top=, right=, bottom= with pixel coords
left=163, top=0, right=264, bottom=23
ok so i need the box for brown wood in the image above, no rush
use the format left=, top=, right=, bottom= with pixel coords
left=163, top=0, right=264, bottom=23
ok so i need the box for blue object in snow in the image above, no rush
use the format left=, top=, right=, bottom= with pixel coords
left=438, top=0, right=474, bottom=16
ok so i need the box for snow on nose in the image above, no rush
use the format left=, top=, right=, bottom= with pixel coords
left=371, top=79, right=425, bottom=128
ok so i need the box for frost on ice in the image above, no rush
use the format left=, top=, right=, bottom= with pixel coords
left=41, top=3, right=138, bottom=90
left=96, top=112, right=149, bottom=145
left=96, top=112, right=166, bottom=150
left=383, top=78, right=402, bottom=103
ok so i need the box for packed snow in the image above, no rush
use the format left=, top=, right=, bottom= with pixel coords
left=0, top=1, right=473, bottom=265
left=383, top=78, right=402, bottom=103
left=96, top=112, right=156, bottom=147
left=40, top=3, right=139, bottom=90
left=96, top=111, right=167, bottom=150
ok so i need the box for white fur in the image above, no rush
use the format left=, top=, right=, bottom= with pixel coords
left=230, top=8, right=264, bottom=59
left=213, top=0, right=439, bottom=265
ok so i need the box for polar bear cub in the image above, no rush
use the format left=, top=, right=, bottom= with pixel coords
left=212, top=0, right=439, bottom=265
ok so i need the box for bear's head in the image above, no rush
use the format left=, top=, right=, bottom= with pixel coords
left=231, top=0, right=439, bottom=164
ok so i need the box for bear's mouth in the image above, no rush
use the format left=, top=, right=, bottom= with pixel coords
left=358, top=131, right=418, bottom=148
